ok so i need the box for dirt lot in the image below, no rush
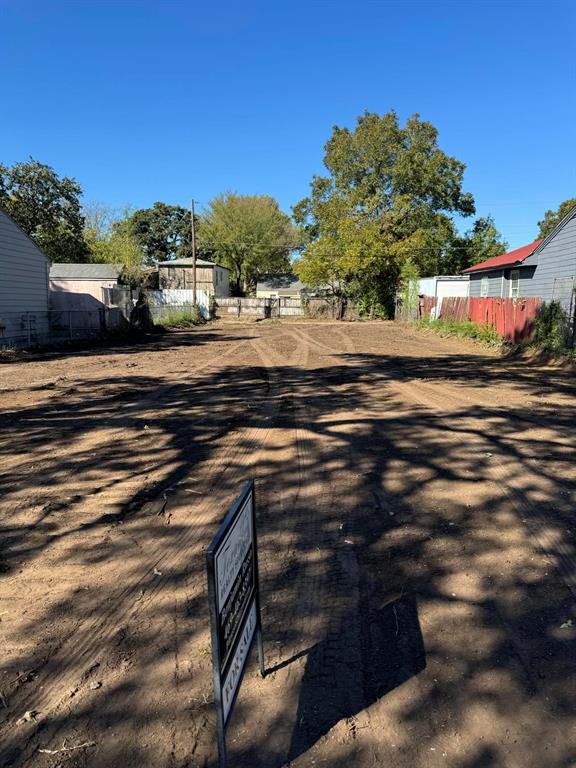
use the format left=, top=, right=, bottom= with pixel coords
left=0, top=320, right=575, bottom=768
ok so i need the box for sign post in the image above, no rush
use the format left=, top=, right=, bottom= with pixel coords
left=206, top=479, right=265, bottom=767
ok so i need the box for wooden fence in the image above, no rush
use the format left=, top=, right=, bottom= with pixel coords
left=215, top=296, right=358, bottom=320
left=216, top=297, right=270, bottom=317
left=421, top=296, right=542, bottom=342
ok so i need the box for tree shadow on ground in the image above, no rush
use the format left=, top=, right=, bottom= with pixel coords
left=288, top=594, right=425, bottom=762
left=0, top=329, right=575, bottom=767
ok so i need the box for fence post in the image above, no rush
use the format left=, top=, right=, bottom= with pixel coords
left=237, top=298, right=241, bottom=319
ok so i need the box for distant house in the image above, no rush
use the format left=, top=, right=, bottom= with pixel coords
left=463, top=205, right=576, bottom=308
left=0, top=206, right=50, bottom=343
left=157, top=258, right=230, bottom=297
left=256, top=274, right=306, bottom=299
left=49, top=262, right=124, bottom=310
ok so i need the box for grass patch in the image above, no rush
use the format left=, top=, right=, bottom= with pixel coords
left=156, top=306, right=203, bottom=328
left=417, top=317, right=502, bottom=346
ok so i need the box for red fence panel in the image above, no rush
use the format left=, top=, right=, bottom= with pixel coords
left=419, top=296, right=437, bottom=318
left=439, top=296, right=470, bottom=322
left=438, top=296, right=541, bottom=342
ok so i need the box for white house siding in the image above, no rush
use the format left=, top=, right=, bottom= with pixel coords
left=0, top=208, right=50, bottom=344
left=0, top=208, right=49, bottom=314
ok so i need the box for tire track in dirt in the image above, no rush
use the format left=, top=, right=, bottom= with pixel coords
left=0, top=332, right=258, bottom=488
left=0, top=333, right=282, bottom=762
left=0, top=331, right=266, bottom=588
left=2, top=326, right=342, bottom=766
left=230, top=325, right=372, bottom=766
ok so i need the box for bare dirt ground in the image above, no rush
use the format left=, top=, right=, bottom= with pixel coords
left=0, top=320, right=575, bottom=768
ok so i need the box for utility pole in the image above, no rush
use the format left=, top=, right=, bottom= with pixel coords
left=191, top=199, right=197, bottom=306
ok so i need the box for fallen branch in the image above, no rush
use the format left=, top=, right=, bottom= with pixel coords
left=38, top=741, right=96, bottom=755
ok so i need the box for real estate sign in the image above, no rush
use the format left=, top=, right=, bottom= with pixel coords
left=206, top=479, right=264, bottom=766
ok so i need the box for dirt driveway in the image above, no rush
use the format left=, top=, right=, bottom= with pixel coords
left=0, top=321, right=575, bottom=768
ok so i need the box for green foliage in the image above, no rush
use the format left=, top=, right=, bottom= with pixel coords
left=418, top=317, right=502, bottom=345
left=293, top=111, right=475, bottom=316
left=199, top=193, right=299, bottom=294
left=83, top=203, right=144, bottom=283
left=537, top=198, right=576, bottom=239
left=355, top=295, right=388, bottom=318
left=400, top=257, right=420, bottom=316
left=156, top=306, right=202, bottom=328
left=466, top=216, right=508, bottom=265
left=0, top=158, right=89, bottom=262
left=199, top=194, right=299, bottom=293
left=443, top=215, right=508, bottom=273
left=117, top=202, right=193, bottom=265
left=531, top=301, right=568, bottom=351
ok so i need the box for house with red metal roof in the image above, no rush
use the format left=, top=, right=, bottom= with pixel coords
left=462, top=205, right=576, bottom=309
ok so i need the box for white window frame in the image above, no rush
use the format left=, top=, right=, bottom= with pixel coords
left=509, top=269, right=520, bottom=299
left=480, top=276, right=489, bottom=298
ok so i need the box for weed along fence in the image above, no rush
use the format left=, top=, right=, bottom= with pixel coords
left=145, top=289, right=210, bottom=321
left=418, top=296, right=542, bottom=342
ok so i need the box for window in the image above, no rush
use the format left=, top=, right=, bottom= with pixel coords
left=509, top=269, right=520, bottom=299
left=480, top=276, right=489, bottom=297
left=215, top=269, right=219, bottom=286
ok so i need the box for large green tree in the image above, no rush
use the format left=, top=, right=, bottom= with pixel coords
left=0, top=158, right=89, bottom=262
left=116, top=202, right=193, bottom=265
left=199, top=193, right=299, bottom=293
left=293, top=111, right=475, bottom=314
left=537, top=198, right=576, bottom=239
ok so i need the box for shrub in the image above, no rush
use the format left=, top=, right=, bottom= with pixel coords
left=531, top=301, right=568, bottom=351
left=158, top=305, right=203, bottom=328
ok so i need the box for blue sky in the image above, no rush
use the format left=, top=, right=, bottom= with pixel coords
left=1, top=0, right=574, bottom=248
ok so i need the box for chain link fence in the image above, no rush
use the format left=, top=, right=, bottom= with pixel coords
left=0, top=308, right=123, bottom=349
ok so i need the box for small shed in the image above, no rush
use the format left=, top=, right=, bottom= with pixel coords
left=157, top=258, right=230, bottom=297
left=418, top=275, right=470, bottom=299
left=49, top=263, right=124, bottom=310
left=0, top=206, right=50, bottom=344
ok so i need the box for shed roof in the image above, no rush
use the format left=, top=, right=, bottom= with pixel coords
left=462, top=240, right=543, bottom=274
left=50, top=262, right=124, bottom=279
left=157, top=258, right=229, bottom=270
left=257, top=273, right=305, bottom=292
